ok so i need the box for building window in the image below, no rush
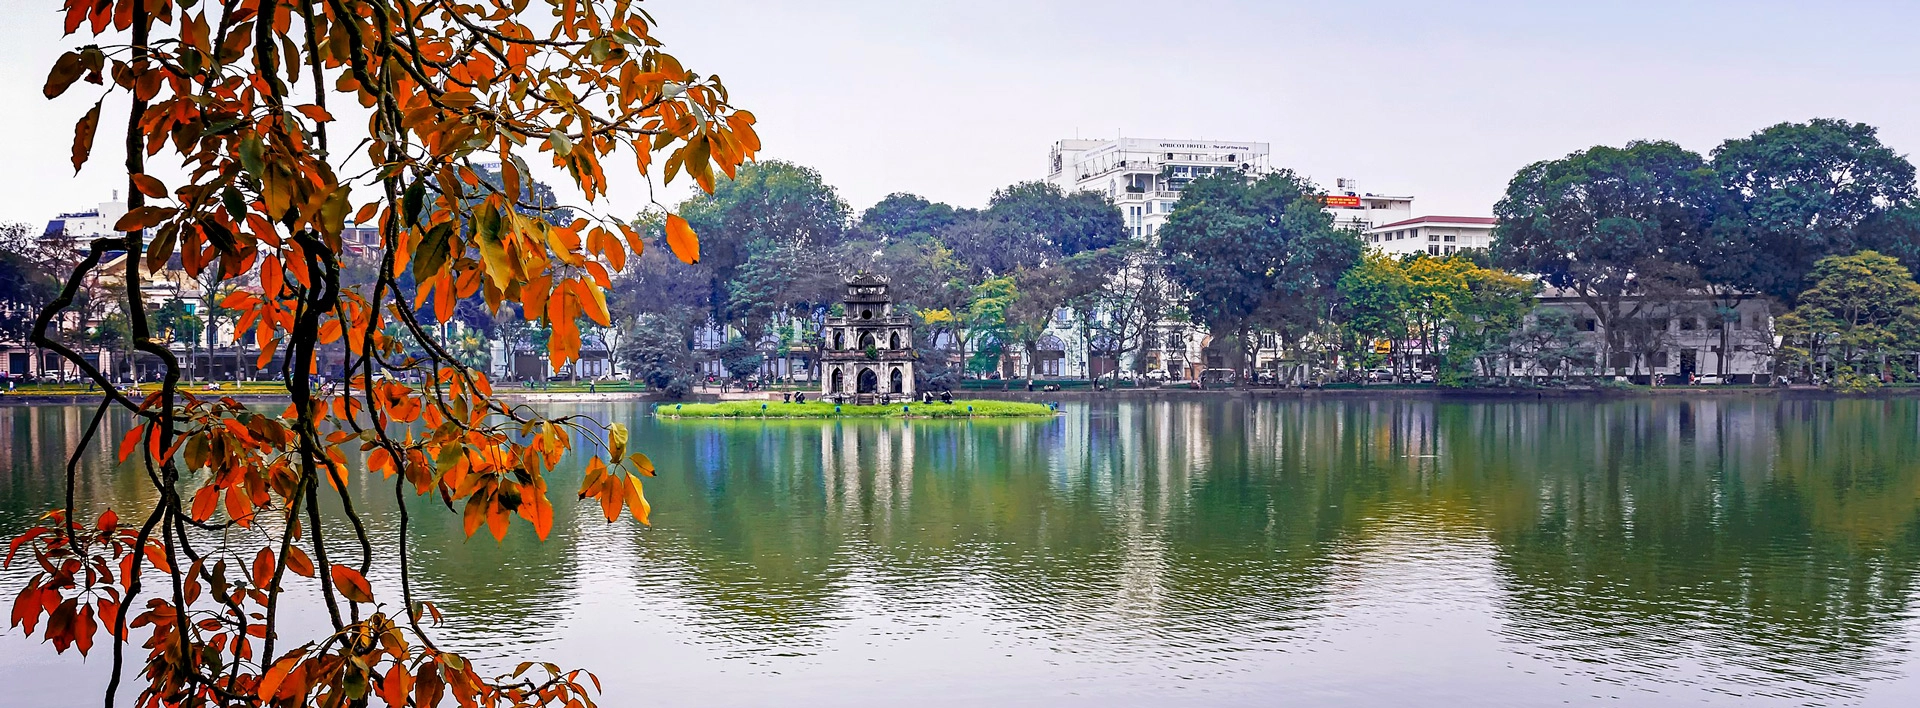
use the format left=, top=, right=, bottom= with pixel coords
left=1649, top=352, right=1669, bottom=368
left=1443, top=245, right=1455, bottom=255
left=1428, top=234, right=1439, bottom=242
left=1679, top=317, right=1697, bottom=331
left=1579, top=319, right=1598, bottom=332
left=1443, top=234, right=1456, bottom=242
left=1428, top=245, right=1440, bottom=255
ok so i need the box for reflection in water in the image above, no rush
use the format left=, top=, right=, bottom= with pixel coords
left=3, top=398, right=1919, bottom=707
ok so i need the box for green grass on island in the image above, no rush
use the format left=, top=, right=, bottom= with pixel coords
left=656, top=400, right=1056, bottom=419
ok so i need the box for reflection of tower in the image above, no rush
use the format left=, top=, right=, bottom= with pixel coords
left=817, top=422, right=917, bottom=534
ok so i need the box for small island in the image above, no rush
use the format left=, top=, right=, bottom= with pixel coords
left=656, top=400, right=1056, bottom=419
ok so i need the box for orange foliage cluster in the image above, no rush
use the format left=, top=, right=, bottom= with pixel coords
left=11, top=0, right=754, bottom=706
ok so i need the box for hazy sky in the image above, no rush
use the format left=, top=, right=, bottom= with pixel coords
left=3, top=0, right=1918, bottom=226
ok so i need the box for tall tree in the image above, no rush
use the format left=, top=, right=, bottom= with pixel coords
left=1159, top=171, right=1358, bottom=379
left=1493, top=140, right=1715, bottom=375
left=14, top=2, right=758, bottom=707
left=676, top=160, right=852, bottom=321
left=1704, top=119, right=1919, bottom=305
left=1082, top=242, right=1169, bottom=377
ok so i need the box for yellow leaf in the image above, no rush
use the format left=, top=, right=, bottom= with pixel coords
left=665, top=214, right=699, bottom=264
left=625, top=474, right=650, bottom=526
left=608, top=423, right=628, bottom=460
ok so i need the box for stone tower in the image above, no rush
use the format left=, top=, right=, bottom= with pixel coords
left=820, top=273, right=915, bottom=400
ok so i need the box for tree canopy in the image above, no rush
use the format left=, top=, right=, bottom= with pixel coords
left=1705, top=119, right=1920, bottom=304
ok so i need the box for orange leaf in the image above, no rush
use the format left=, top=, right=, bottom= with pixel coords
left=286, top=544, right=315, bottom=578
left=116, top=425, right=143, bottom=462
left=73, top=604, right=95, bottom=656
left=294, top=104, right=334, bottom=123
left=189, top=484, right=218, bottom=521
left=258, top=652, right=306, bottom=701
left=462, top=493, right=487, bottom=538
left=329, top=564, right=373, bottom=604
left=598, top=474, right=621, bottom=523
left=70, top=101, right=100, bottom=173
left=665, top=214, right=699, bottom=264
left=130, top=173, right=167, bottom=199
left=252, top=547, right=275, bottom=587
left=112, top=205, right=175, bottom=232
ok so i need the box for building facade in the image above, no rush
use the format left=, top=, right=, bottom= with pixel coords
left=1047, top=137, right=1271, bottom=241
left=1523, top=289, right=1777, bottom=383
left=1365, top=216, right=1498, bottom=257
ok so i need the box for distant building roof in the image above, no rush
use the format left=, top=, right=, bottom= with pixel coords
left=1369, top=215, right=1497, bottom=231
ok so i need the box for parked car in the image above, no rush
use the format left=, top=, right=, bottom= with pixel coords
left=1368, top=368, right=1395, bottom=383
left=1199, top=368, right=1237, bottom=386
left=1144, top=369, right=1170, bottom=382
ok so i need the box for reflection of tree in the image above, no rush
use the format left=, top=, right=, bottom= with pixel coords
left=1481, top=399, right=1920, bottom=700
left=13, top=397, right=1920, bottom=699
left=620, top=418, right=853, bottom=651
left=626, top=405, right=1360, bottom=658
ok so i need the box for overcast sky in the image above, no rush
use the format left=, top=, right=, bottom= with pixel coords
left=2, top=0, right=1918, bottom=226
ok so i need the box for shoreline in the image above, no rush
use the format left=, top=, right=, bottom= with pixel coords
left=0, top=385, right=1910, bottom=407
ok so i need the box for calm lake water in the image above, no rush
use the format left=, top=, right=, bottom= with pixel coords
left=3, top=398, right=1919, bottom=707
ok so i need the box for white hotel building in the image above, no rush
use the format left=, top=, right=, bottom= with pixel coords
left=1046, top=138, right=1416, bottom=239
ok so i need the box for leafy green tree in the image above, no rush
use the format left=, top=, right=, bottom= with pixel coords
left=963, top=276, right=1018, bottom=374
left=1338, top=251, right=1415, bottom=378
left=858, top=193, right=960, bottom=240
left=1160, top=170, right=1358, bottom=378
left=717, top=337, right=765, bottom=383
left=724, top=238, right=840, bottom=343
left=621, top=314, right=699, bottom=398
left=984, top=181, right=1125, bottom=257
left=1339, top=253, right=1535, bottom=384
left=1704, top=120, right=1919, bottom=305
left=1493, top=140, right=1715, bottom=375
left=1448, top=261, right=1538, bottom=381
left=1776, top=251, right=1920, bottom=390
left=676, top=160, right=853, bottom=320
left=939, top=182, right=1124, bottom=279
